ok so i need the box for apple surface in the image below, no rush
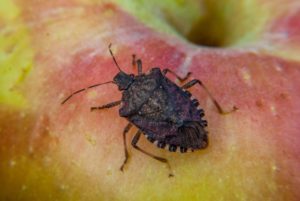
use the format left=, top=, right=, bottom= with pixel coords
left=1, top=0, right=300, bottom=201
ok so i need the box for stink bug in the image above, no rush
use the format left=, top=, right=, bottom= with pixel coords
left=62, top=44, right=237, bottom=177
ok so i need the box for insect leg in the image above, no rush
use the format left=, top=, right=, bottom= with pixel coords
left=181, top=79, right=238, bottom=114
left=90, top=100, right=121, bottom=111
left=131, top=54, right=142, bottom=75
left=120, top=123, right=133, bottom=171
left=162, top=68, right=191, bottom=82
left=132, top=54, right=136, bottom=67
left=131, top=130, right=174, bottom=177
left=137, top=59, right=143, bottom=75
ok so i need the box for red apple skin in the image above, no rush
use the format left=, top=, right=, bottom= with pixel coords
left=1, top=1, right=300, bottom=201
left=266, top=7, right=300, bottom=59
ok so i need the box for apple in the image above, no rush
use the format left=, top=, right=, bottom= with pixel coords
left=1, top=0, right=300, bottom=200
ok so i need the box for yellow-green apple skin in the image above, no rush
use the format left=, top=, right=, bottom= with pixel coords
left=1, top=0, right=300, bottom=201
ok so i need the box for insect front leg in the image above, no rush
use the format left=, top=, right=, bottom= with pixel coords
left=131, top=130, right=174, bottom=177
left=181, top=79, right=238, bottom=114
left=162, top=68, right=191, bottom=82
left=132, top=54, right=143, bottom=75
left=132, top=54, right=136, bottom=68
left=137, top=59, right=143, bottom=75
left=90, top=100, right=122, bottom=111
left=120, top=123, right=133, bottom=171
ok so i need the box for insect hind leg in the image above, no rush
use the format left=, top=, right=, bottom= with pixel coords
left=131, top=130, right=174, bottom=177
left=182, top=79, right=238, bottom=114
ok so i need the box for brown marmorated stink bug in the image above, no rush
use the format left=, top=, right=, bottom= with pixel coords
left=62, top=44, right=237, bottom=177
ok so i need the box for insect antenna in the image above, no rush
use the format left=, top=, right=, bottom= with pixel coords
left=108, top=43, right=123, bottom=72
left=61, top=81, right=114, bottom=104
left=62, top=44, right=123, bottom=105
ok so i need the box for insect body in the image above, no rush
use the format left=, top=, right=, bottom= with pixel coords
left=62, top=44, right=237, bottom=177
left=119, top=68, right=208, bottom=152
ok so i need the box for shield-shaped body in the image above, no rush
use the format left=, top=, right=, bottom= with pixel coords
left=119, top=68, right=208, bottom=152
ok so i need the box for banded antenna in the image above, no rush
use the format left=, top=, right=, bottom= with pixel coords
left=61, top=81, right=114, bottom=104
left=108, top=43, right=123, bottom=72
left=61, top=44, right=121, bottom=104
